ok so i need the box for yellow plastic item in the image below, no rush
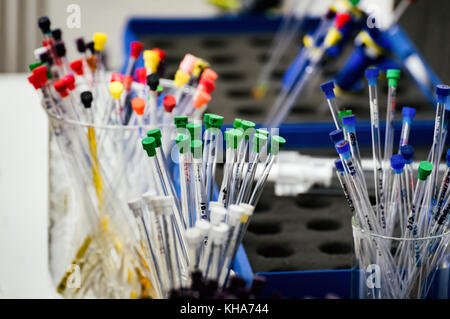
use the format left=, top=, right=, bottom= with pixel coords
left=93, top=32, right=107, bottom=51
left=240, top=214, right=249, bottom=223
left=358, top=30, right=385, bottom=56
left=302, top=35, right=314, bottom=48
left=143, top=50, right=160, bottom=73
left=109, top=81, right=124, bottom=99
left=174, top=70, right=190, bottom=87
left=324, top=27, right=342, bottom=47
left=192, top=59, right=210, bottom=78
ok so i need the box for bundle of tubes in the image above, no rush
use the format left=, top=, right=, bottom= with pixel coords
left=321, top=67, right=450, bottom=298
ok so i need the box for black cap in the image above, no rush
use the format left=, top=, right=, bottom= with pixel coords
left=147, top=73, right=159, bottom=91
left=39, top=52, right=53, bottom=65
left=86, top=41, right=95, bottom=54
left=76, top=38, right=86, bottom=53
left=54, top=42, right=66, bottom=57
left=38, top=16, right=51, bottom=34
left=51, top=29, right=62, bottom=41
left=81, top=91, right=93, bottom=108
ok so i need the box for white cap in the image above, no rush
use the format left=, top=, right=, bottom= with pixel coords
left=210, top=206, right=227, bottom=225
left=239, top=203, right=255, bottom=217
left=185, top=228, right=202, bottom=246
left=150, top=196, right=174, bottom=212
left=127, top=198, right=142, bottom=217
left=209, top=201, right=224, bottom=209
left=227, top=205, right=244, bottom=225
left=212, top=223, right=229, bottom=244
left=195, top=219, right=211, bottom=237
left=142, top=189, right=157, bottom=207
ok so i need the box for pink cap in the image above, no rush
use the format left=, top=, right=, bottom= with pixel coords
left=110, top=72, right=123, bottom=83
left=179, top=54, right=197, bottom=74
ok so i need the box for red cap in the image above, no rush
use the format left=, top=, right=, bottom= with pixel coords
left=131, top=97, right=146, bottom=115
left=193, top=91, right=211, bottom=109
left=122, top=75, right=133, bottom=92
left=33, top=65, right=48, bottom=87
left=199, top=78, right=215, bottom=93
left=136, top=67, right=147, bottom=84
left=130, top=41, right=144, bottom=59
left=54, top=79, right=69, bottom=98
left=28, top=74, right=41, bottom=90
left=63, top=74, right=76, bottom=90
left=152, top=48, right=166, bottom=61
left=201, top=68, right=218, bottom=82
left=110, top=72, right=123, bottom=83
left=70, top=59, right=84, bottom=76
left=335, top=13, right=351, bottom=29
left=163, top=95, right=176, bottom=113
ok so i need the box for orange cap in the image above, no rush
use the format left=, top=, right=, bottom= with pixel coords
left=131, top=97, right=145, bottom=115
left=201, top=68, right=218, bottom=82
left=122, top=75, right=133, bottom=91
left=193, top=90, right=211, bottom=109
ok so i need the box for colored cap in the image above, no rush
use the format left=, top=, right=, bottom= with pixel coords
left=386, top=69, right=401, bottom=87
left=54, top=42, right=66, bottom=57
left=349, top=0, right=360, bottom=5
left=335, top=139, right=350, bottom=154
left=63, top=74, right=75, bottom=90
left=152, top=48, right=166, bottom=60
left=391, top=154, right=405, bottom=172
left=199, top=78, right=216, bottom=93
left=402, top=106, right=416, bottom=120
left=110, top=72, right=123, bottom=83
left=338, top=110, right=352, bottom=120
left=81, top=91, right=93, bottom=109
left=447, top=149, right=450, bottom=166
left=252, top=133, right=268, bottom=153
left=436, top=84, right=450, bottom=104
left=70, top=59, right=84, bottom=76
left=270, top=136, right=286, bottom=155
left=52, top=29, right=62, bottom=41
left=109, top=81, right=123, bottom=99
left=204, top=113, right=212, bottom=129
left=176, top=134, right=190, bottom=154
left=209, top=114, right=223, bottom=128
left=400, top=145, right=414, bottom=164
left=256, top=129, right=269, bottom=137
left=365, top=68, right=379, bottom=86
left=163, top=95, right=176, bottom=113
left=174, top=69, right=190, bottom=87
left=334, top=158, right=344, bottom=172
left=174, top=116, right=188, bottom=128
left=131, top=97, right=145, bottom=116
left=53, top=79, right=68, bottom=98
left=130, top=41, right=144, bottom=59
left=418, top=161, right=433, bottom=181
left=190, top=140, right=203, bottom=159
left=76, top=37, right=86, bottom=53
left=142, top=137, right=156, bottom=157
left=33, top=65, right=48, bottom=86
left=329, top=129, right=344, bottom=144
left=233, top=118, right=243, bottom=129
left=28, top=61, right=43, bottom=72
left=147, top=129, right=162, bottom=147
left=241, top=120, right=256, bottom=139
left=335, top=12, right=351, bottom=29
left=225, top=129, right=243, bottom=149
left=93, top=32, right=107, bottom=51
left=179, top=54, right=197, bottom=74
left=201, top=68, right=218, bottom=82
left=320, top=81, right=335, bottom=99
left=136, top=68, right=146, bottom=84
left=187, top=123, right=202, bottom=141
left=342, top=115, right=356, bottom=128
left=86, top=41, right=95, bottom=54
left=28, top=74, right=40, bottom=90
left=147, top=73, right=159, bottom=91
left=38, top=17, right=51, bottom=34
left=193, top=90, right=211, bottom=109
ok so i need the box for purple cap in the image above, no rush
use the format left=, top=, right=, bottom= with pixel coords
left=436, top=84, right=450, bottom=104
left=320, top=81, right=336, bottom=99
left=335, top=140, right=350, bottom=154
left=400, top=145, right=414, bottom=164
left=391, top=154, right=405, bottom=171
left=402, top=106, right=416, bottom=120
left=334, top=158, right=344, bottom=172
left=446, top=149, right=450, bottom=166
left=329, top=129, right=344, bottom=144
left=342, top=115, right=356, bottom=128
left=365, top=68, right=379, bottom=86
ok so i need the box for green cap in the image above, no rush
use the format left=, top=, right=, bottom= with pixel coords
left=203, top=113, right=212, bottom=129
left=418, top=161, right=433, bottom=181
left=386, top=69, right=401, bottom=87
left=29, top=61, right=43, bottom=71
left=174, top=116, right=188, bottom=128
left=241, top=120, right=255, bottom=140
left=156, top=84, right=163, bottom=92
left=256, top=129, right=269, bottom=137
left=233, top=118, right=243, bottom=129
left=142, top=137, right=156, bottom=157
left=225, top=129, right=243, bottom=149
left=208, top=114, right=224, bottom=129
left=190, top=140, right=203, bottom=159
left=349, top=0, right=360, bottom=6
left=147, top=129, right=162, bottom=147
left=187, top=122, right=202, bottom=140
left=252, top=133, right=268, bottom=153
left=176, top=134, right=190, bottom=154
left=338, top=110, right=352, bottom=120
left=270, top=136, right=286, bottom=155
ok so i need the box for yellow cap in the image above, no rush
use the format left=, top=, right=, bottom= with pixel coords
left=240, top=214, right=249, bottom=223
left=324, top=27, right=342, bottom=47
left=174, top=69, right=190, bottom=87
left=110, top=81, right=123, bottom=99
left=358, top=30, right=385, bottom=56
left=143, top=50, right=160, bottom=73
left=302, top=35, right=314, bottom=48
left=93, top=32, right=107, bottom=51
left=192, top=58, right=210, bottom=78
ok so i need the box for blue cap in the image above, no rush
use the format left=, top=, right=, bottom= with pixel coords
left=446, top=149, right=450, bottom=166
left=391, top=154, right=405, bottom=172
left=436, top=84, right=450, bottom=104
left=334, top=158, right=344, bottom=172
left=329, top=129, right=344, bottom=144
left=400, top=145, right=414, bottom=164
left=365, top=68, right=379, bottom=86
left=320, top=81, right=335, bottom=99
left=335, top=140, right=350, bottom=154
left=402, top=106, right=416, bottom=120
left=342, top=115, right=356, bottom=128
